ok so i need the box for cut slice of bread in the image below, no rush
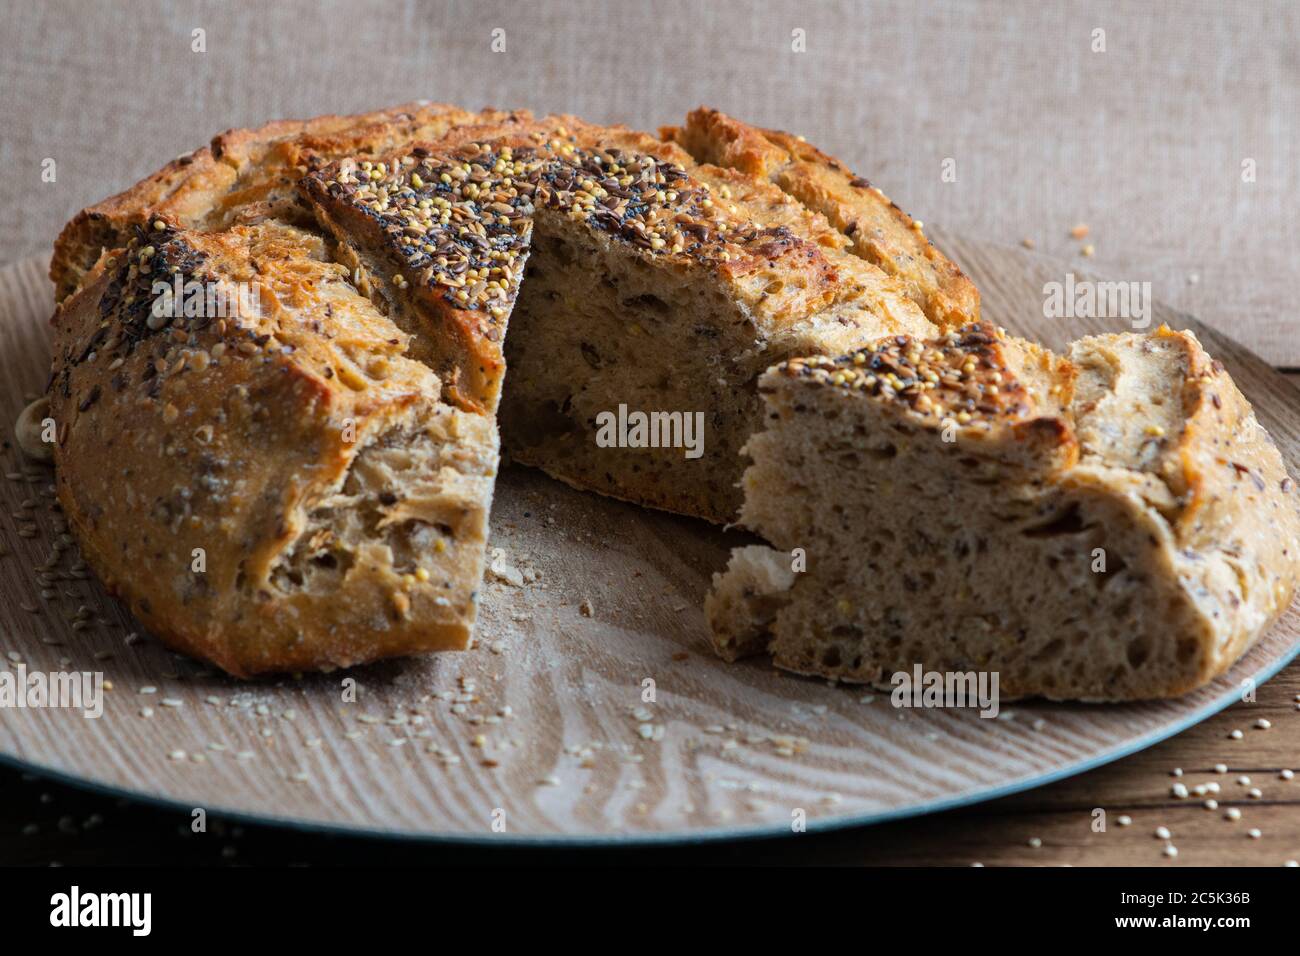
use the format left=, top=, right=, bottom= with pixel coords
left=50, top=220, right=496, bottom=676
left=706, top=322, right=1300, bottom=700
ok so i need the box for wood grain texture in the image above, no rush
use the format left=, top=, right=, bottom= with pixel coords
left=1, top=234, right=1298, bottom=852
left=3, top=669, right=1298, bottom=865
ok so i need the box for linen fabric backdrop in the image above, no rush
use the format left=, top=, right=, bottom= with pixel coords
left=1, top=0, right=1295, bottom=363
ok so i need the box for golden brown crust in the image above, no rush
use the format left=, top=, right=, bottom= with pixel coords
left=774, top=321, right=1079, bottom=471
left=663, top=107, right=980, bottom=328
left=50, top=102, right=509, bottom=304
left=49, top=220, right=497, bottom=677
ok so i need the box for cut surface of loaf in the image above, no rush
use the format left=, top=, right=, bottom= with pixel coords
left=706, top=322, right=1300, bottom=700
left=495, top=118, right=937, bottom=520
left=47, top=102, right=970, bottom=675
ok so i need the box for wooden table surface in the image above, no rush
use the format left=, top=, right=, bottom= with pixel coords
left=3, top=664, right=1296, bottom=866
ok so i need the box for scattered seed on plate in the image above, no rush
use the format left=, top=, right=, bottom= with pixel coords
left=1255, top=718, right=1271, bottom=730
left=1155, top=826, right=1171, bottom=840
left=1163, top=844, right=1179, bottom=858
left=1117, top=815, right=1133, bottom=826
left=1214, top=763, right=1228, bottom=774
left=1225, top=808, right=1242, bottom=821
left=1228, top=729, right=1243, bottom=740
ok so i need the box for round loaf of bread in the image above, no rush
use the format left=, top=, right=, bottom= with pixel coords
left=49, top=102, right=970, bottom=675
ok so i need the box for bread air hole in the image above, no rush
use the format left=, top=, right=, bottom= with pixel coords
left=1020, top=505, right=1087, bottom=538
left=1126, top=636, right=1151, bottom=669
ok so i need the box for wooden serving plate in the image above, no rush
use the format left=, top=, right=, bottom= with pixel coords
left=2, top=230, right=1297, bottom=843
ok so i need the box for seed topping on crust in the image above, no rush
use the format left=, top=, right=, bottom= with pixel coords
left=313, top=134, right=808, bottom=313
left=322, top=143, right=540, bottom=315
left=778, top=322, right=1032, bottom=423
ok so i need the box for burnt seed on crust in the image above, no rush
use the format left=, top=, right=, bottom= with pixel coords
left=97, top=221, right=211, bottom=354
left=77, top=384, right=102, bottom=412
left=779, top=322, right=1030, bottom=425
